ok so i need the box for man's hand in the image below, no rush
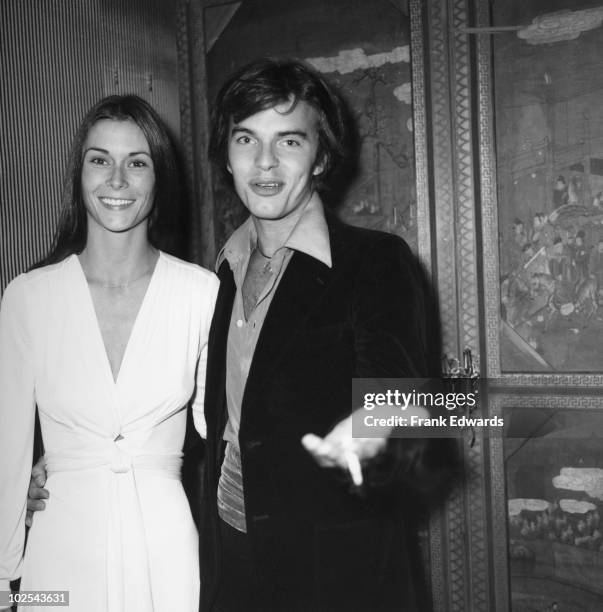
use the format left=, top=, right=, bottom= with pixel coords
left=301, top=409, right=390, bottom=472
left=301, top=402, right=430, bottom=483
left=25, top=457, right=49, bottom=528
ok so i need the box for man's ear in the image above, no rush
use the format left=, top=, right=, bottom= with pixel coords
left=227, top=162, right=232, bottom=174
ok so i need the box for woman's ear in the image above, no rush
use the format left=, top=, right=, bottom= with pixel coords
left=312, top=156, right=325, bottom=176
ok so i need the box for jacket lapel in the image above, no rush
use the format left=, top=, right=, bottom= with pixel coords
left=241, top=223, right=346, bottom=412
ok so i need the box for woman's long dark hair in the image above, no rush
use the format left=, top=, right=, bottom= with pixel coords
left=32, top=95, right=184, bottom=269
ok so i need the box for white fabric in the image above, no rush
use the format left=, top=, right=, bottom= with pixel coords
left=0, top=252, right=218, bottom=611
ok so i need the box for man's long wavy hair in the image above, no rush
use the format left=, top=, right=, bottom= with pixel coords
left=209, top=58, right=350, bottom=192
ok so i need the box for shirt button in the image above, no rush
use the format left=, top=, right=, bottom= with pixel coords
left=236, top=319, right=243, bottom=328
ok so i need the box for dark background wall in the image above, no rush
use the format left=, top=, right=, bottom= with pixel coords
left=0, top=0, right=181, bottom=292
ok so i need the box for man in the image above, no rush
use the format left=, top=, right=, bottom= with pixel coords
left=28, top=58, right=450, bottom=611
left=200, top=58, right=447, bottom=611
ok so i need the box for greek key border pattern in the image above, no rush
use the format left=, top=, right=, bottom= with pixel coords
left=466, top=434, right=489, bottom=611
left=410, top=0, right=433, bottom=272
left=446, top=480, right=469, bottom=612
left=428, top=509, right=446, bottom=612
left=489, top=391, right=603, bottom=410
left=474, top=0, right=501, bottom=381
left=487, top=398, right=510, bottom=612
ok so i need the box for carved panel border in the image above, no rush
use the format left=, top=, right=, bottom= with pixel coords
left=415, top=0, right=496, bottom=609
left=450, top=2, right=490, bottom=610
left=417, top=0, right=468, bottom=609
left=409, top=5, right=448, bottom=608
left=412, top=1, right=485, bottom=610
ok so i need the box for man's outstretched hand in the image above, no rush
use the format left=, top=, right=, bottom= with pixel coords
left=301, top=409, right=389, bottom=473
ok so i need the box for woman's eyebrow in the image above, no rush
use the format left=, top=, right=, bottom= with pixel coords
left=83, top=147, right=151, bottom=156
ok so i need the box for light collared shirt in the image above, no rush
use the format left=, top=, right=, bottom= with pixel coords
left=216, top=192, right=332, bottom=447
left=215, top=193, right=331, bottom=532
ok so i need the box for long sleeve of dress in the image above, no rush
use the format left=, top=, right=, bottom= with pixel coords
left=191, top=275, right=220, bottom=440
left=0, top=277, right=36, bottom=592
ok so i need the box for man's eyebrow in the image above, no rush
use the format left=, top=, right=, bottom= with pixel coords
left=230, top=126, right=254, bottom=136
left=230, top=127, right=309, bottom=139
left=276, top=130, right=308, bottom=139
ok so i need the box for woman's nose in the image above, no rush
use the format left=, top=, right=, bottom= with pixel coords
left=107, top=164, right=128, bottom=189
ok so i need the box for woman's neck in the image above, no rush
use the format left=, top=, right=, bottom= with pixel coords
left=78, top=231, right=158, bottom=287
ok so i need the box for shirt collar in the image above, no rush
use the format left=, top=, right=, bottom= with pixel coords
left=216, top=192, right=332, bottom=272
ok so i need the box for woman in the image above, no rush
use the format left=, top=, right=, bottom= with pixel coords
left=0, top=95, right=217, bottom=611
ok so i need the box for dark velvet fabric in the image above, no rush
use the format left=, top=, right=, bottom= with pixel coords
left=199, top=215, right=453, bottom=611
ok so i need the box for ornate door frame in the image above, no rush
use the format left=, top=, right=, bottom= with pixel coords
left=410, top=1, right=506, bottom=610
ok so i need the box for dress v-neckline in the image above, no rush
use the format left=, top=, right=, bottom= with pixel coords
left=72, top=252, right=162, bottom=386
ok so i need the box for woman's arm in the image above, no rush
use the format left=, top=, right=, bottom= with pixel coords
left=0, top=278, right=36, bottom=594
left=191, top=273, right=220, bottom=440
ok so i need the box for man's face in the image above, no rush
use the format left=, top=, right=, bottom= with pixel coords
left=227, top=100, right=324, bottom=224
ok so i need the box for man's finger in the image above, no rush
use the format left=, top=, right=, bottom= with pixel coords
left=301, top=433, right=321, bottom=451
left=301, top=434, right=339, bottom=468
left=344, top=450, right=363, bottom=486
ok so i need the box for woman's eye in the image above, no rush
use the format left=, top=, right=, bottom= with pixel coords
left=89, top=157, right=108, bottom=166
left=283, top=139, right=300, bottom=147
left=130, top=159, right=149, bottom=168
left=235, top=136, right=252, bottom=144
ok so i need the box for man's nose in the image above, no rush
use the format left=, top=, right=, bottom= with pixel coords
left=107, top=164, right=128, bottom=189
left=255, top=143, right=278, bottom=171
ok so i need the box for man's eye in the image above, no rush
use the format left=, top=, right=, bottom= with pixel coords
left=236, top=136, right=252, bottom=144
left=283, top=139, right=300, bottom=147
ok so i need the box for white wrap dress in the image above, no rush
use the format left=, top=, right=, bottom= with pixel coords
left=0, top=252, right=218, bottom=611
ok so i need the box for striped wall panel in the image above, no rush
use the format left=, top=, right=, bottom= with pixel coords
left=0, top=0, right=180, bottom=294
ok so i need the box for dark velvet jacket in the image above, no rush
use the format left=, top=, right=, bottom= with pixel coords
left=200, top=214, right=444, bottom=611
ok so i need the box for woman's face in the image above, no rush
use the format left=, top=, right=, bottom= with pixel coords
left=81, top=119, right=156, bottom=235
